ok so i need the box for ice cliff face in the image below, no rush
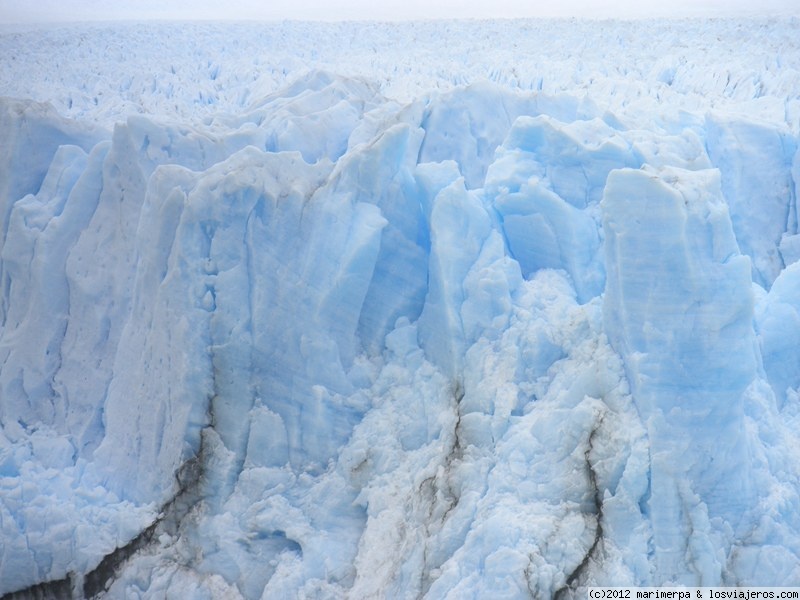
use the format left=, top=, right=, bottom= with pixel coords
left=2, top=19, right=800, bottom=599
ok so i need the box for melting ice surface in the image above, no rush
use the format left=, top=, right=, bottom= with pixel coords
left=2, top=18, right=800, bottom=598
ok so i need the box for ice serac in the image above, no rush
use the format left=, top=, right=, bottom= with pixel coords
left=485, top=115, right=629, bottom=302
left=756, top=261, right=800, bottom=408
left=332, top=122, right=429, bottom=353
left=0, top=73, right=396, bottom=594
left=0, top=100, right=105, bottom=441
left=0, top=99, right=103, bottom=251
left=416, top=83, right=601, bottom=190
left=705, top=114, right=797, bottom=288
left=93, top=141, right=388, bottom=503
left=417, top=177, right=492, bottom=376
left=602, top=165, right=760, bottom=582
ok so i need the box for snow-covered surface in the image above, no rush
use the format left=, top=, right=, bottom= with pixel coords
left=2, top=18, right=800, bottom=598
left=2, top=20, right=800, bottom=131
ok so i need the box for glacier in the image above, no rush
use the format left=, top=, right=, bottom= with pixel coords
left=2, top=18, right=800, bottom=599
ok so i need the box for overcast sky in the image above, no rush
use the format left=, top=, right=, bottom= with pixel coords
left=1, top=0, right=798, bottom=23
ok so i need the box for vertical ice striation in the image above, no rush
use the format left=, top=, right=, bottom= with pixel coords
left=602, top=165, right=760, bottom=582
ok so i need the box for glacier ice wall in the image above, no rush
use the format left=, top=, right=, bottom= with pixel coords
left=2, top=19, right=800, bottom=599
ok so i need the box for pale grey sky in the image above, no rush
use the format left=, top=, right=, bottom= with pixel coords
left=1, top=0, right=798, bottom=23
